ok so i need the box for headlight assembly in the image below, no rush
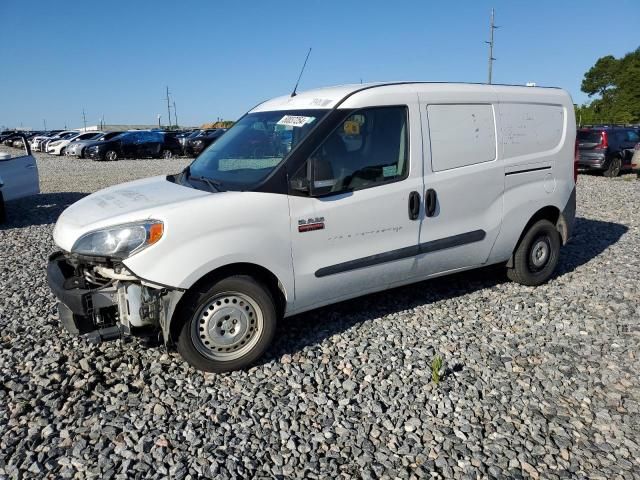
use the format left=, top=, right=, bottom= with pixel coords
left=71, top=221, right=164, bottom=259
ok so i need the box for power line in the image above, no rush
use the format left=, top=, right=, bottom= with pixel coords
left=486, top=8, right=498, bottom=84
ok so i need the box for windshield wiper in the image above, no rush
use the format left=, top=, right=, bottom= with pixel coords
left=190, top=174, right=223, bottom=192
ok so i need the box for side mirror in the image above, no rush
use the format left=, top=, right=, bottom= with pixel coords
left=289, top=177, right=309, bottom=194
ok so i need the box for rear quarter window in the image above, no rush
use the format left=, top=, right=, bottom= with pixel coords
left=499, top=103, right=564, bottom=158
left=427, top=104, right=496, bottom=172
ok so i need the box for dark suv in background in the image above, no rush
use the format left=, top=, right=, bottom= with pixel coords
left=85, top=131, right=182, bottom=161
left=577, top=126, right=640, bottom=177
left=185, top=128, right=226, bottom=156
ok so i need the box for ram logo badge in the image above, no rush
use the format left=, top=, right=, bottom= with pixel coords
left=298, top=217, right=325, bottom=233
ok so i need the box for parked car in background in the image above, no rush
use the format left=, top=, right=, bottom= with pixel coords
left=0, top=135, right=39, bottom=223
left=46, top=131, right=103, bottom=156
left=85, top=131, right=182, bottom=161
left=2, top=134, right=19, bottom=146
left=0, top=130, right=19, bottom=142
left=186, top=129, right=226, bottom=156
left=41, top=131, right=80, bottom=154
left=179, top=129, right=201, bottom=155
left=34, top=131, right=76, bottom=152
left=631, top=142, right=640, bottom=177
left=577, top=127, right=640, bottom=177
left=30, top=131, right=62, bottom=151
left=66, top=131, right=118, bottom=157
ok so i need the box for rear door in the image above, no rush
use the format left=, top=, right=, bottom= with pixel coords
left=415, top=99, right=504, bottom=276
left=288, top=104, right=424, bottom=311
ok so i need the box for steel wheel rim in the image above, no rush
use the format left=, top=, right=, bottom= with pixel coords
left=106, top=151, right=117, bottom=161
left=191, top=291, right=264, bottom=361
left=529, top=236, right=551, bottom=271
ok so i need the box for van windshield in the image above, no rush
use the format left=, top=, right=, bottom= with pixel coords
left=188, top=109, right=329, bottom=190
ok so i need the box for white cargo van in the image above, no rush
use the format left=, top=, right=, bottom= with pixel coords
left=47, top=82, right=576, bottom=372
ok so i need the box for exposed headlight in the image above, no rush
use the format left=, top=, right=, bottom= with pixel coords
left=71, top=221, right=164, bottom=259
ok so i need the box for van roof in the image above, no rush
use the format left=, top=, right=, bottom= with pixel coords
left=250, top=81, right=567, bottom=113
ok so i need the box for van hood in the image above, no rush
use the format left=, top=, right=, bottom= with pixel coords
left=53, top=175, right=209, bottom=251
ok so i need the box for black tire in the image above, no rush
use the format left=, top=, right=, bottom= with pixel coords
left=603, top=157, right=621, bottom=177
left=160, top=149, right=173, bottom=159
left=176, top=275, right=277, bottom=373
left=507, top=219, right=560, bottom=286
left=104, top=150, right=118, bottom=161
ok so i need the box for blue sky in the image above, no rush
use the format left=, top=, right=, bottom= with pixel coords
left=1, top=0, right=638, bottom=130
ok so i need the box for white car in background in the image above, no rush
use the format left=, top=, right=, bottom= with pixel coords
left=46, top=131, right=103, bottom=156
left=33, top=130, right=80, bottom=152
left=0, top=135, right=40, bottom=223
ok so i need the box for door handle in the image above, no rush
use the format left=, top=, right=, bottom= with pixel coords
left=425, top=188, right=437, bottom=217
left=408, top=191, right=420, bottom=220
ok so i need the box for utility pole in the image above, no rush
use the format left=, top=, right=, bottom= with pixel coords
left=486, top=8, right=497, bottom=84
left=82, top=108, right=87, bottom=131
left=173, top=100, right=178, bottom=129
left=165, top=86, right=172, bottom=129
left=43, top=119, right=47, bottom=131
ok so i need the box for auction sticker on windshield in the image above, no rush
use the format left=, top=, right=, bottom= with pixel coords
left=277, top=115, right=315, bottom=127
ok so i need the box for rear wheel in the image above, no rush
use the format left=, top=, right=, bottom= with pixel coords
left=104, top=150, right=118, bottom=161
left=603, top=157, right=621, bottom=177
left=176, top=276, right=277, bottom=372
left=161, top=149, right=173, bottom=159
left=507, top=219, right=560, bottom=286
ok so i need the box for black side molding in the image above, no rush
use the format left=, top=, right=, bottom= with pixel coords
left=315, top=230, right=486, bottom=278
left=505, top=166, right=551, bottom=176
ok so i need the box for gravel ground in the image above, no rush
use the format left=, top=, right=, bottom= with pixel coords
left=1, top=147, right=639, bottom=479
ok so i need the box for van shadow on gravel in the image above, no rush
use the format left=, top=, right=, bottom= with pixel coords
left=264, top=216, right=628, bottom=362
left=0, top=192, right=86, bottom=230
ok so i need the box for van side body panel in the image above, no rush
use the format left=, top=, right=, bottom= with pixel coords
left=486, top=89, right=576, bottom=265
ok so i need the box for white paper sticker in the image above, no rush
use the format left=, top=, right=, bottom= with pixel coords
left=277, top=115, right=315, bottom=127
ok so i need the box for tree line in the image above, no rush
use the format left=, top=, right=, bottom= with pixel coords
left=575, top=47, right=640, bottom=125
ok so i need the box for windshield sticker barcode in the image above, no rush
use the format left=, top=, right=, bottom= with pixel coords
left=277, top=115, right=315, bottom=127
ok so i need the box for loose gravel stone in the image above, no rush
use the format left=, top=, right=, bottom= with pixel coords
left=0, top=146, right=639, bottom=479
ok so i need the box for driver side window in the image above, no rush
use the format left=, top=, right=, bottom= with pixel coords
left=308, top=106, right=408, bottom=195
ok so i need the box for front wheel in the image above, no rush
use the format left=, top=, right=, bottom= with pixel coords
left=176, top=276, right=277, bottom=372
left=104, top=150, right=118, bottom=161
left=507, top=219, right=560, bottom=286
left=603, top=157, right=621, bottom=177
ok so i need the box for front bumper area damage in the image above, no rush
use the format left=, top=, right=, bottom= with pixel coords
left=46, top=251, right=183, bottom=344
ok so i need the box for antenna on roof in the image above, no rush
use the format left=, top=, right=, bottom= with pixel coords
left=291, top=48, right=312, bottom=97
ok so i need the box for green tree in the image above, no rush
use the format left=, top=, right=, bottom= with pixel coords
left=578, top=47, right=640, bottom=124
